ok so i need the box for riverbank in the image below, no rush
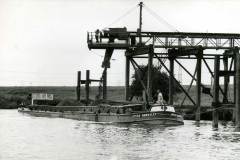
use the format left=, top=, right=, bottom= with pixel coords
left=0, top=86, right=126, bottom=109
left=0, top=85, right=234, bottom=109
left=0, top=86, right=234, bottom=120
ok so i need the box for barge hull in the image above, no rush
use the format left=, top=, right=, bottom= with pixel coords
left=18, top=109, right=184, bottom=125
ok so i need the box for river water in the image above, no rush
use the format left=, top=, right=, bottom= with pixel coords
left=0, top=110, right=240, bottom=160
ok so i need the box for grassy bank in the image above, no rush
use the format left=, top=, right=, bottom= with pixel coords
left=0, top=86, right=125, bottom=109
left=0, top=85, right=234, bottom=109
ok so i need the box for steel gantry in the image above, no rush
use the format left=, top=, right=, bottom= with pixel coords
left=86, top=2, right=240, bottom=130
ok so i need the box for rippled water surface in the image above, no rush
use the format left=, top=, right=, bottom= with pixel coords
left=1, top=110, right=240, bottom=160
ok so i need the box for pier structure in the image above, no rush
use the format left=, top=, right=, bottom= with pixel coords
left=86, top=2, right=240, bottom=129
left=76, top=70, right=103, bottom=105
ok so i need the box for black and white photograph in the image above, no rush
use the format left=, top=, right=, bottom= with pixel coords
left=0, top=0, right=240, bottom=159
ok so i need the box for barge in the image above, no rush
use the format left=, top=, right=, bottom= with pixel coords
left=18, top=103, right=184, bottom=125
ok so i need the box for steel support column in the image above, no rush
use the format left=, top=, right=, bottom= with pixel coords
left=233, top=50, right=237, bottom=122
left=76, top=71, right=81, bottom=101
left=147, top=45, right=153, bottom=102
left=86, top=70, right=90, bottom=105
left=212, top=56, right=220, bottom=128
left=125, top=56, right=130, bottom=101
left=196, top=48, right=203, bottom=121
left=103, top=68, right=107, bottom=100
left=235, top=48, right=240, bottom=131
left=169, top=55, right=174, bottom=105
left=223, top=54, right=229, bottom=103
left=222, top=53, right=229, bottom=120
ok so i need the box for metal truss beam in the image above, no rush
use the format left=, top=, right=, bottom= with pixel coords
left=88, top=31, right=240, bottom=50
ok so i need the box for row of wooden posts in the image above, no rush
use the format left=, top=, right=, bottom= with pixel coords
left=207, top=49, right=240, bottom=131
left=76, top=69, right=107, bottom=104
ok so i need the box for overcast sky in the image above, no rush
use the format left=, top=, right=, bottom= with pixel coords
left=1, top=0, right=240, bottom=86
